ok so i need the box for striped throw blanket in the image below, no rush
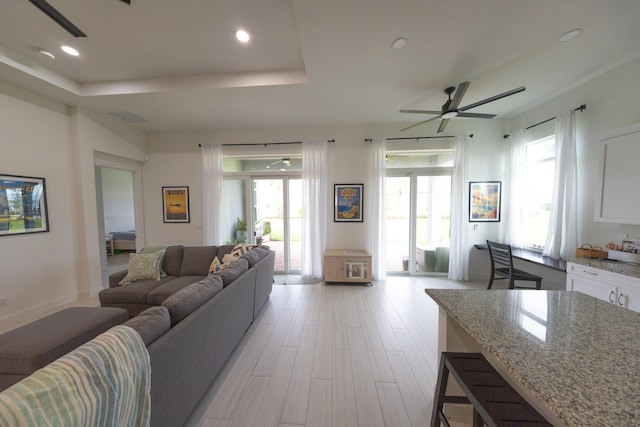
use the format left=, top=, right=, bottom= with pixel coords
left=0, top=325, right=150, bottom=427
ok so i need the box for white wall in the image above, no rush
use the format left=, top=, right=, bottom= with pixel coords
left=0, top=83, right=146, bottom=331
left=101, top=167, right=135, bottom=230
left=508, top=56, right=640, bottom=248
left=144, top=121, right=507, bottom=262
left=0, top=83, right=79, bottom=330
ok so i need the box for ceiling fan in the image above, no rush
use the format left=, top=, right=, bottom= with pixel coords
left=266, top=158, right=291, bottom=169
left=28, top=0, right=130, bottom=38
left=400, top=82, right=526, bottom=133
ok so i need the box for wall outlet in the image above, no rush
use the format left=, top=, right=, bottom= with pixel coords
left=0, top=297, right=6, bottom=308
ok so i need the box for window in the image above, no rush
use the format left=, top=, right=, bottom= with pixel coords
left=523, top=136, right=555, bottom=250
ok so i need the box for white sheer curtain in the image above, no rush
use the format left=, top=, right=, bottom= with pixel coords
left=448, top=135, right=469, bottom=280
left=201, top=144, right=224, bottom=245
left=302, top=140, right=328, bottom=278
left=370, top=138, right=386, bottom=281
left=544, top=110, right=578, bottom=259
left=505, top=129, right=526, bottom=249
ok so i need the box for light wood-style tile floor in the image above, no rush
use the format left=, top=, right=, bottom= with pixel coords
left=186, top=276, right=484, bottom=427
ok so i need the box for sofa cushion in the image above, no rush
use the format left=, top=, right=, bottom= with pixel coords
left=213, top=258, right=249, bottom=287
left=140, top=245, right=169, bottom=277
left=146, top=275, right=207, bottom=305
left=240, top=247, right=263, bottom=267
left=253, top=245, right=271, bottom=258
left=99, top=277, right=174, bottom=304
left=119, top=250, right=165, bottom=285
left=161, top=275, right=224, bottom=326
left=123, top=306, right=170, bottom=346
left=180, top=246, right=218, bottom=276
left=0, top=307, right=128, bottom=376
left=163, top=245, right=184, bottom=277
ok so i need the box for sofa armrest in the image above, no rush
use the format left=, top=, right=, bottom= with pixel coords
left=108, top=270, right=128, bottom=288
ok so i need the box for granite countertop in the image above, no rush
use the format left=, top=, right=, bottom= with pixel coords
left=425, top=289, right=640, bottom=427
left=567, top=257, right=640, bottom=279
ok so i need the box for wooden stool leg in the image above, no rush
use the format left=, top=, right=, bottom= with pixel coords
left=431, top=354, right=450, bottom=427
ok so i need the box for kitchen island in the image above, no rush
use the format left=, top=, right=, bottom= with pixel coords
left=425, top=289, right=640, bottom=426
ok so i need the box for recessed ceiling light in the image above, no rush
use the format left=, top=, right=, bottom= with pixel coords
left=35, top=47, right=55, bottom=59
left=391, top=37, right=408, bottom=50
left=558, top=28, right=583, bottom=42
left=236, top=29, right=250, bottom=43
left=61, top=45, right=79, bottom=56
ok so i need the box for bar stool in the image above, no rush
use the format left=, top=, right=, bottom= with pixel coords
left=431, top=352, right=551, bottom=427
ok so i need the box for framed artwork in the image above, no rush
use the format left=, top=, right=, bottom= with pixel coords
left=334, top=184, right=363, bottom=222
left=0, top=174, right=49, bottom=236
left=162, top=186, right=190, bottom=223
left=469, top=181, right=501, bottom=222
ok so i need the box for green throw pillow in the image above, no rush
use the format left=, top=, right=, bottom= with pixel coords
left=119, top=250, right=165, bottom=285
left=140, top=244, right=168, bottom=277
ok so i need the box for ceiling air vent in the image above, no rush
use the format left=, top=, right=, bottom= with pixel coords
left=109, top=111, right=150, bottom=123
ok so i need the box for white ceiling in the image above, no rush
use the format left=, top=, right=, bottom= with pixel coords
left=1, top=0, right=640, bottom=133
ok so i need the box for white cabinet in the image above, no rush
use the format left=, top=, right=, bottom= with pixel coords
left=594, top=122, right=640, bottom=224
left=566, top=262, right=640, bottom=312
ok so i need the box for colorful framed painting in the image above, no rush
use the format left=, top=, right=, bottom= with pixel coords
left=469, top=181, right=501, bottom=222
left=334, top=184, right=363, bottom=222
left=162, top=186, right=190, bottom=223
left=0, top=174, right=49, bottom=236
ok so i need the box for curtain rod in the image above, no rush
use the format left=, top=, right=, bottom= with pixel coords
left=365, top=134, right=474, bottom=142
left=503, top=104, right=586, bottom=139
left=198, top=139, right=335, bottom=147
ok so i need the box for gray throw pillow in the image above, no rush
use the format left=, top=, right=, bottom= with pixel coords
left=214, top=258, right=249, bottom=287
left=162, top=275, right=223, bottom=326
left=123, top=306, right=171, bottom=346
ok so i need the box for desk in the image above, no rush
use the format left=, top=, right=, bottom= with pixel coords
left=474, top=244, right=566, bottom=272
left=425, top=289, right=640, bottom=426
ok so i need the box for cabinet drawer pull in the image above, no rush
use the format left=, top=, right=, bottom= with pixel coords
left=583, top=270, right=599, bottom=276
left=618, top=293, right=627, bottom=306
left=609, top=291, right=617, bottom=303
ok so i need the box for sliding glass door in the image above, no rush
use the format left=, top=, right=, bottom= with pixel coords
left=222, top=176, right=301, bottom=273
left=385, top=172, right=451, bottom=275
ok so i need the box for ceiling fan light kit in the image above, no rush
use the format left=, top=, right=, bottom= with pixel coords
left=400, top=81, right=526, bottom=132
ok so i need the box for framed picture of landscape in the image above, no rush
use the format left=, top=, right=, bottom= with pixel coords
left=334, top=184, right=363, bottom=222
left=0, top=174, right=49, bottom=236
left=469, top=181, right=501, bottom=222
left=162, top=186, right=190, bottom=223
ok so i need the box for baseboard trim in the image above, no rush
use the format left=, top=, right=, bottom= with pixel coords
left=0, top=292, right=79, bottom=334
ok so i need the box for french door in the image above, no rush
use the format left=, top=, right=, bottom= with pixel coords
left=222, top=175, right=301, bottom=273
left=385, top=171, right=452, bottom=275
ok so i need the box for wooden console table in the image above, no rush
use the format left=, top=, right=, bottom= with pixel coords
left=323, top=249, right=372, bottom=284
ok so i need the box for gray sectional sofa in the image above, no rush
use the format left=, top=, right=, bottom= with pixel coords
left=0, top=244, right=275, bottom=427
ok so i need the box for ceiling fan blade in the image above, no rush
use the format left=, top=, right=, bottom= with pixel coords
left=399, top=109, right=442, bottom=115
left=449, top=82, right=470, bottom=110
left=456, top=112, right=496, bottom=119
left=459, top=86, right=526, bottom=112
left=28, top=0, right=87, bottom=37
left=437, top=119, right=450, bottom=133
left=400, top=115, right=441, bottom=131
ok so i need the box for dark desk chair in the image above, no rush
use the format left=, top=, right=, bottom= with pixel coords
left=486, top=240, right=542, bottom=289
